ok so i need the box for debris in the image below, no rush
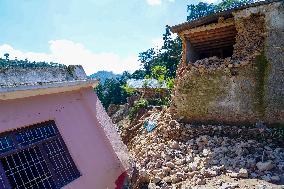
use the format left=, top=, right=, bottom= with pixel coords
left=256, top=161, right=274, bottom=172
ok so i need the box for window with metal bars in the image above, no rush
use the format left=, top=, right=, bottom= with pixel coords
left=0, top=121, right=80, bottom=189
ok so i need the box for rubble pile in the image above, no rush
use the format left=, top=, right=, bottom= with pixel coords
left=232, top=14, right=266, bottom=63
left=128, top=111, right=284, bottom=188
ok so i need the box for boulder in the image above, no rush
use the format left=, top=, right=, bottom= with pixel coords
left=256, top=161, right=274, bottom=171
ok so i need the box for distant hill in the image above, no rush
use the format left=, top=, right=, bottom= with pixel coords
left=88, top=71, right=121, bottom=83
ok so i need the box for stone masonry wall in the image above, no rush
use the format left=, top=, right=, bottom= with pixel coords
left=171, top=2, right=284, bottom=125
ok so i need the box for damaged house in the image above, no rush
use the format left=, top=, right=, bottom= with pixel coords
left=127, top=79, right=168, bottom=101
left=170, top=0, right=284, bottom=125
left=0, top=64, right=130, bottom=188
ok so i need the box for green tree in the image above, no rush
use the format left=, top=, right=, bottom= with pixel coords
left=95, top=71, right=132, bottom=109
left=151, top=65, right=167, bottom=81
left=131, top=69, right=146, bottom=79
left=187, top=0, right=254, bottom=21
left=4, top=53, right=9, bottom=60
left=138, top=26, right=182, bottom=80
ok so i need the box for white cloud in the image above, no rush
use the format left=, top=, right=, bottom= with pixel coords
left=146, top=0, right=174, bottom=6
left=0, top=40, right=141, bottom=75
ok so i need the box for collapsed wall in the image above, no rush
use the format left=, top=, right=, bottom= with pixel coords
left=171, top=2, right=284, bottom=125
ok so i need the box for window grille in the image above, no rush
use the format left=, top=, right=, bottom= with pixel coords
left=0, top=121, right=80, bottom=189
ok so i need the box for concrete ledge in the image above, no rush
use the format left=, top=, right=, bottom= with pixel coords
left=0, top=79, right=99, bottom=100
left=0, top=65, right=87, bottom=87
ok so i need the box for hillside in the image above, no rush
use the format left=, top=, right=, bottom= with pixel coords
left=89, top=71, right=121, bottom=83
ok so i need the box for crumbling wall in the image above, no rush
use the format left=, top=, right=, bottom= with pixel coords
left=171, top=2, right=284, bottom=125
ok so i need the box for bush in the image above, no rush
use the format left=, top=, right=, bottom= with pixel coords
left=129, top=99, right=149, bottom=121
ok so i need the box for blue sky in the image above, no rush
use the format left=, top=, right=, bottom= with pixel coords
left=0, top=0, right=214, bottom=75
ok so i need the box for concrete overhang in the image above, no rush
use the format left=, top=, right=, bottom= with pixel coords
left=0, top=79, right=99, bottom=101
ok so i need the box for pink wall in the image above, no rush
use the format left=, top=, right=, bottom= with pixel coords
left=0, top=87, right=125, bottom=189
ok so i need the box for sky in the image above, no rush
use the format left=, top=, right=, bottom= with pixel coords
left=0, top=0, right=217, bottom=75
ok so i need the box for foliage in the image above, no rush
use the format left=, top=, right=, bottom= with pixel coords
left=121, top=83, right=136, bottom=95
left=89, top=71, right=121, bottom=83
left=95, top=24, right=183, bottom=110
left=166, top=78, right=175, bottom=90
left=131, top=69, right=147, bottom=79
left=151, top=65, right=167, bottom=81
left=187, top=0, right=255, bottom=21
left=187, top=2, right=216, bottom=21
left=138, top=26, right=182, bottom=80
left=129, top=99, right=149, bottom=120
left=95, top=71, right=132, bottom=109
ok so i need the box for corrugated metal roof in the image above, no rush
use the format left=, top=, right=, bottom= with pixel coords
left=170, top=0, right=282, bottom=33
left=127, top=79, right=167, bottom=89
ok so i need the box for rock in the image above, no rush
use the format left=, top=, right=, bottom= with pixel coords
left=164, top=155, right=171, bottom=162
left=221, top=182, right=239, bottom=189
left=163, top=176, right=171, bottom=183
left=171, top=174, right=181, bottom=184
left=153, top=176, right=161, bottom=184
left=202, top=149, right=210, bottom=157
left=238, top=168, right=249, bottom=178
left=176, top=158, right=186, bottom=165
left=169, top=120, right=178, bottom=127
left=176, top=172, right=184, bottom=179
left=148, top=183, right=157, bottom=189
left=216, top=179, right=223, bottom=186
left=212, top=165, right=225, bottom=172
left=157, top=171, right=165, bottom=178
left=165, top=162, right=175, bottom=169
left=185, top=155, right=194, bottom=163
left=262, top=174, right=272, bottom=182
left=250, top=172, right=258, bottom=178
left=152, top=169, right=160, bottom=175
left=204, top=169, right=218, bottom=177
left=226, top=172, right=239, bottom=178
left=256, top=161, right=274, bottom=171
left=256, top=184, right=268, bottom=189
left=180, top=181, right=192, bottom=189
left=195, top=178, right=206, bottom=185
left=140, top=168, right=149, bottom=179
left=188, top=162, right=198, bottom=171
left=155, top=161, right=162, bottom=168
left=271, top=175, right=280, bottom=182
left=162, top=166, right=171, bottom=173
left=171, top=141, right=180, bottom=149
left=187, top=171, right=199, bottom=178
left=158, top=143, right=165, bottom=150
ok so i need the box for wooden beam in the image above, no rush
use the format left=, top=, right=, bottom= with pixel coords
left=192, top=39, right=236, bottom=49
left=187, top=25, right=236, bottom=38
left=194, top=42, right=235, bottom=51
left=180, top=18, right=235, bottom=36
left=188, top=32, right=236, bottom=43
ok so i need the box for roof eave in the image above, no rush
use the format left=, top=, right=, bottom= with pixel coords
left=170, top=0, right=282, bottom=34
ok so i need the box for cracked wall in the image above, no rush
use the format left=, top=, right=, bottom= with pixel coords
left=171, top=2, right=284, bottom=125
